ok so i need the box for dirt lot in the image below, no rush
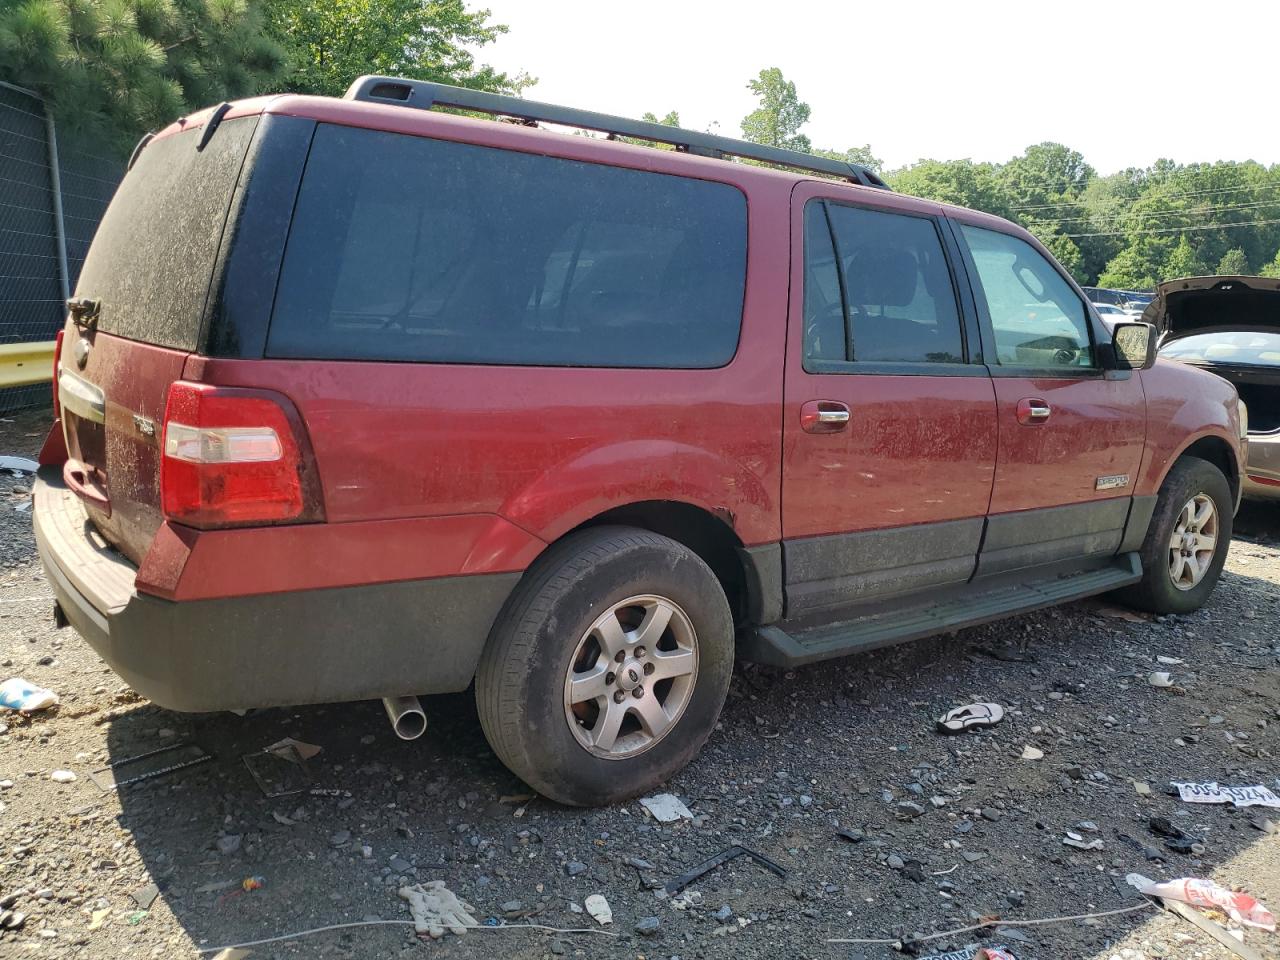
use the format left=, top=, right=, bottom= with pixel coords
left=2, top=405, right=1278, bottom=960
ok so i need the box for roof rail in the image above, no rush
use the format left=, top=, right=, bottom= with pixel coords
left=343, top=76, right=890, bottom=190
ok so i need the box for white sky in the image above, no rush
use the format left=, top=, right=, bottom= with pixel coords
left=478, top=0, right=1277, bottom=175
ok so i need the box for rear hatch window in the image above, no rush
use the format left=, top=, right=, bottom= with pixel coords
left=60, top=116, right=258, bottom=563
left=75, top=116, right=259, bottom=350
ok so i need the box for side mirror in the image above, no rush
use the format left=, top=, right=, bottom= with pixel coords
left=1108, top=321, right=1157, bottom=370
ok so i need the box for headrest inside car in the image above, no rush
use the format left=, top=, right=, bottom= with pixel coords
left=847, top=247, right=918, bottom=307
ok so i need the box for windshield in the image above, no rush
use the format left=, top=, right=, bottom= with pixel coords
left=1160, top=331, right=1280, bottom=366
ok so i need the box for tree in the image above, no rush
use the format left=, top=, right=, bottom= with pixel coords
left=1216, top=246, right=1250, bottom=276
left=1098, top=244, right=1160, bottom=290
left=888, top=159, right=1014, bottom=220
left=740, top=67, right=810, bottom=152
left=262, top=0, right=527, bottom=99
left=812, top=145, right=883, bottom=174
left=0, top=0, right=284, bottom=151
left=1163, top=235, right=1211, bottom=279
left=1260, top=251, right=1280, bottom=279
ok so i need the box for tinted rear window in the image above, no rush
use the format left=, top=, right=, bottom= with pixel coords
left=267, top=124, right=747, bottom=367
left=75, top=117, right=258, bottom=350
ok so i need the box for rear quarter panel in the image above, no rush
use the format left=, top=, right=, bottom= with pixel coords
left=1135, top=358, right=1245, bottom=496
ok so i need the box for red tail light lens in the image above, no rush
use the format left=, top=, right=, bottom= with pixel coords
left=52, top=330, right=64, bottom=420
left=161, top=381, right=323, bottom=529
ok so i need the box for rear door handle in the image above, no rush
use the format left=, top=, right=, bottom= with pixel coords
left=800, top=400, right=850, bottom=433
left=1016, top=398, right=1051, bottom=425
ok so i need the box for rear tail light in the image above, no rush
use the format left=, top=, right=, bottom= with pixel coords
left=160, top=381, right=323, bottom=529
left=52, top=330, right=64, bottom=420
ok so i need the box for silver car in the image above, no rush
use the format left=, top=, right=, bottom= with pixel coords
left=1150, top=275, right=1280, bottom=501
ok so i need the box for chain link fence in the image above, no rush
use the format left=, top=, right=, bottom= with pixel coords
left=0, top=81, right=121, bottom=414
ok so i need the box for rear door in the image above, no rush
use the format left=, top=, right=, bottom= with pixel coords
left=781, top=185, right=998, bottom=619
left=951, top=221, right=1146, bottom=576
left=56, top=115, right=260, bottom=562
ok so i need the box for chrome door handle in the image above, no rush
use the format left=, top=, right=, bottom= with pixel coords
left=1016, top=398, right=1051, bottom=425
left=800, top=400, right=850, bottom=433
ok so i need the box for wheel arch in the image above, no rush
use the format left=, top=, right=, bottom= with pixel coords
left=565, top=500, right=780, bottom=627
left=1166, top=435, right=1241, bottom=507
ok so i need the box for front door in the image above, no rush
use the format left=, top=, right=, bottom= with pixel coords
left=951, top=220, right=1147, bottom=577
left=781, top=185, right=998, bottom=619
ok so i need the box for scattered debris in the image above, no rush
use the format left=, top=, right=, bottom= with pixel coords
left=835, top=827, right=866, bottom=843
left=1139, top=877, right=1275, bottom=931
left=1129, top=873, right=1270, bottom=960
left=1133, top=780, right=1152, bottom=796
left=1020, top=745, right=1044, bottom=761
left=399, top=881, right=478, bottom=938
left=1062, top=832, right=1104, bottom=851
left=916, top=945, right=980, bottom=960
left=0, top=677, right=58, bottom=712
left=242, top=742, right=314, bottom=798
left=638, top=793, right=693, bottom=822
left=1156, top=655, right=1185, bottom=665
left=264, top=737, right=322, bottom=761
left=584, top=894, right=612, bottom=925
left=88, top=908, right=110, bottom=930
left=664, top=845, right=787, bottom=895
left=1147, top=816, right=1205, bottom=854
left=125, top=910, right=147, bottom=925
left=499, top=793, right=534, bottom=805
left=1093, top=603, right=1148, bottom=622
left=1148, top=672, right=1174, bottom=687
left=91, top=742, right=211, bottom=792
left=936, top=702, right=1005, bottom=735
left=1172, top=781, right=1280, bottom=809
left=130, top=883, right=160, bottom=910
left=50, top=769, right=76, bottom=783
left=0, top=456, right=37, bottom=474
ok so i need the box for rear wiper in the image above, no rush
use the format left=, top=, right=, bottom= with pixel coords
left=196, top=102, right=232, bottom=152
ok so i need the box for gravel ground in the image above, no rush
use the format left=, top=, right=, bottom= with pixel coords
left=1, top=405, right=1278, bottom=960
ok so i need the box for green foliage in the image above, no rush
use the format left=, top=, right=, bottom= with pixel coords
left=888, top=159, right=1013, bottom=219
left=741, top=67, right=811, bottom=152
left=1163, top=235, right=1211, bottom=279
left=0, top=0, right=284, bottom=152
left=812, top=145, right=883, bottom=174
left=1216, top=246, right=1250, bottom=275
left=1261, top=251, right=1280, bottom=279
left=261, top=0, right=525, bottom=99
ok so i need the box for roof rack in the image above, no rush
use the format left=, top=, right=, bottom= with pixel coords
left=343, top=76, right=890, bottom=190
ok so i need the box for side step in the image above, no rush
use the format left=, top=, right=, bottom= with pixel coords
left=739, top=553, right=1142, bottom=669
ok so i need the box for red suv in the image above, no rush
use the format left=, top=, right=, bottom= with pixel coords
left=35, top=78, right=1246, bottom=806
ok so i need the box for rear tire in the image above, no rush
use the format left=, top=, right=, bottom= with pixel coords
left=1117, top=457, right=1232, bottom=614
left=475, top=526, right=734, bottom=806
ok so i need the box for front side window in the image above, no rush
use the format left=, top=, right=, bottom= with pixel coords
left=268, top=124, right=747, bottom=367
left=960, top=225, right=1094, bottom=369
left=803, top=201, right=964, bottom=365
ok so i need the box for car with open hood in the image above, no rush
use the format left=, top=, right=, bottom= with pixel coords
left=1149, top=276, right=1280, bottom=500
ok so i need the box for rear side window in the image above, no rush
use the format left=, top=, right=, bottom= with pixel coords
left=803, top=201, right=964, bottom=365
left=960, top=225, right=1094, bottom=368
left=267, top=124, right=748, bottom=367
left=75, top=117, right=258, bottom=351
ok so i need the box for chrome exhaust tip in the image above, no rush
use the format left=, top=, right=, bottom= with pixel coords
left=382, top=695, right=427, bottom=740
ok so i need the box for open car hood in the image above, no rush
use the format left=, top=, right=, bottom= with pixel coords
left=1144, top=275, right=1280, bottom=342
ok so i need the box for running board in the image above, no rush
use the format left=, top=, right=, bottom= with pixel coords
left=739, top=553, right=1143, bottom=668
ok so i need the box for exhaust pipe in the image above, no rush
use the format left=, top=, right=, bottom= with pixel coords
left=382, top=696, right=427, bottom=741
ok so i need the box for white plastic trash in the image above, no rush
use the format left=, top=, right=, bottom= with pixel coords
left=0, top=678, right=59, bottom=712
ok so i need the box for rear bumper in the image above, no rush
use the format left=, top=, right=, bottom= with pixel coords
left=34, top=468, right=518, bottom=712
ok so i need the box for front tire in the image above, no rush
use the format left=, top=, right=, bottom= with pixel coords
left=1118, top=457, right=1232, bottom=614
left=475, top=526, right=733, bottom=806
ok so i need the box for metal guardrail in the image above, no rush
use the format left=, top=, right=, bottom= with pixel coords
left=0, top=341, right=56, bottom=389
